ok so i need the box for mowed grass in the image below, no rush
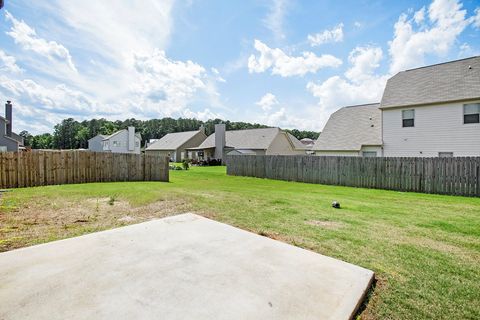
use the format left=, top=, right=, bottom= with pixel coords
left=1, top=166, right=479, bottom=319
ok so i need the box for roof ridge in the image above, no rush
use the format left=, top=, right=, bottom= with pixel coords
left=342, top=102, right=380, bottom=109
left=401, top=55, right=480, bottom=73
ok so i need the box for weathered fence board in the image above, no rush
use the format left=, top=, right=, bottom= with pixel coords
left=226, top=155, right=480, bottom=197
left=0, top=150, right=169, bottom=189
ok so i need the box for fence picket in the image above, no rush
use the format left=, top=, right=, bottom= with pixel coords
left=0, top=151, right=169, bottom=189
left=226, top=155, right=480, bottom=197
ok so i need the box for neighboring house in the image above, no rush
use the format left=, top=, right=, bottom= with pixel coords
left=88, top=134, right=107, bottom=152
left=312, top=103, right=382, bottom=157
left=188, top=124, right=305, bottom=163
left=380, top=56, right=480, bottom=157
left=100, top=127, right=141, bottom=154
left=0, top=101, right=24, bottom=152
left=145, top=128, right=207, bottom=162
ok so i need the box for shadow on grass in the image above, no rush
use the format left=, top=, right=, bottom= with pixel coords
left=354, top=276, right=378, bottom=320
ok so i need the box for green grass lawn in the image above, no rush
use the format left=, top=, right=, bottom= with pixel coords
left=1, top=166, right=479, bottom=319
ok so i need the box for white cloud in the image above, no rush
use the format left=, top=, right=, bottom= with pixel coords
left=306, top=46, right=388, bottom=126
left=389, top=0, right=471, bottom=73
left=472, top=8, right=480, bottom=28
left=354, top=21, right=363, bottom=29
left=413, top=7, right=426, bottom=24
left=5, top=11, right=77, bottom=72
left=345, top=46, right=383, bottom=81
left=36, top=1, right=174, bottom=63
left=211, top=67, right=226, bottom=83
left=255, top=105, right=321, bottom=131
left=458, top=43, right=480, bottom=58
left=0, top=1, right=228, bottom=133
left=182, top=108, right=222, bottom=121
left=0, top=76, right=103, bottom=114
left=256, top=93, right=278, bottom=112
left=307, top=23, right=344, bottom=46
left=248, top=39, right=342, bottom=77
left=263, top=0, right=290, bottom=41
left=131, top=49, right=209, bottom=116
left=0, top=50, right=23, bottom=73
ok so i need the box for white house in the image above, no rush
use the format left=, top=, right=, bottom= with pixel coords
left=87, top=134, right=107, bottom=152
left=312, top=103, right=383, bottom=157
left=313, top=56, right=480, bottom=157
left=89, top=127, right=141, bottom=154
left=380, top=56, right=480, bottom=157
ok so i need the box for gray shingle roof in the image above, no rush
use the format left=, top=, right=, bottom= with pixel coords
left=313, top=103, right=382, bottom=151
left=286, top=133, right=307, bottom=150
left=146, top=130, right=202, bottom=150
left=197, top=128, right=280, bottom=150
left=380, top=56, right=480, bottom=109
left=102, top=129, right=141, bottom=141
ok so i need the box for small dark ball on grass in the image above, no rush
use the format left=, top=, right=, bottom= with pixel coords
left=332, top=201, right=341, bottom=209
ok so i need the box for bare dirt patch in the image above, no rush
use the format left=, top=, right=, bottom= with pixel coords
left=305, top=220, right=344, bottom=229
left=0, top=196, right=192, bottom=252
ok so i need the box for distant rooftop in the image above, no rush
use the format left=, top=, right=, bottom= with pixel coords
left=197, top=127, right=280, bottom=150
left=313, top=103, right=382, bottom=151
left=146, top=130, right=203, bottom=150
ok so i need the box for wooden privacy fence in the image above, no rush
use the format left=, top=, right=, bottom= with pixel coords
left=226, top=155, right=480, bottom=197
left=0, top=150, right=169, bottom=189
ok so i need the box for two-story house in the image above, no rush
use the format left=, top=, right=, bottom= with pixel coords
left=313, top=56, right=480, bottom=157
left=88, top=127, right=141, bottom=154
left=380, top=56, right=480, bottom=157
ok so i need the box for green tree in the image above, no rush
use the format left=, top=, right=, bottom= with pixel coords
left=19, top=130, right=33, bottom=147
left=53, top=118, right=82, bottom=149
left=75, top=126, right=90, bottom=149
left=31, top=133, right=54, bottom=149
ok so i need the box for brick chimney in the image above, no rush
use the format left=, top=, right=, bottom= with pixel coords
left=5, top=101, right=12, bottom=137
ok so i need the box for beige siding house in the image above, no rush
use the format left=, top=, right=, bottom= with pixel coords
left=188, top=124, right=304, bottom=163
left=312, top=103, right=383, bottom=157
left=146, top=129, right=207, bottom=162
left=380, top=56, right=480, bottom=157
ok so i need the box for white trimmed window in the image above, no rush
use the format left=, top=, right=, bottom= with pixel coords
left=463, top=103, right=480, bottom=124
left=402, top=109, right=415, bottom=127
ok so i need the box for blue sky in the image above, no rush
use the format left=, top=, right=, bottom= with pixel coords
left=0, top=0, right=479, bottom=134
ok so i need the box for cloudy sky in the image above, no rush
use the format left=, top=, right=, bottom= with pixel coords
left=0, top=0, right=479, bottom=134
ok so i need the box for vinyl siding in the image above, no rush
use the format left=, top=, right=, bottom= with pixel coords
left=314, top=146, right=382, bottom=157
left=146, top=150, right=174, bottom=161
left=88, top=135, right=105, bottom=152
left=315, top=151, right=360, bottom=157
left=104, top=130, right=141, bottom=154
left=266, top=132, right=304, bottom=155
left=382, top=100, right=480, bottom=157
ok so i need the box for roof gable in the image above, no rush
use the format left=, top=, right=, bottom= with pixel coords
left=146, top=130, right=203, bottom=150
left=102, top=129, right=141, bottom=141
left=380, top=56, right=480, bottom=109
left=313, top=103, right=382, bottom=151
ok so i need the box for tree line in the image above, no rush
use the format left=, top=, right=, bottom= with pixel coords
left=19, top=117, right=320, bottom=150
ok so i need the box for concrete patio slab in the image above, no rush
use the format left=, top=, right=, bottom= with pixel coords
left=0, top=213, right=374, bottom=320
